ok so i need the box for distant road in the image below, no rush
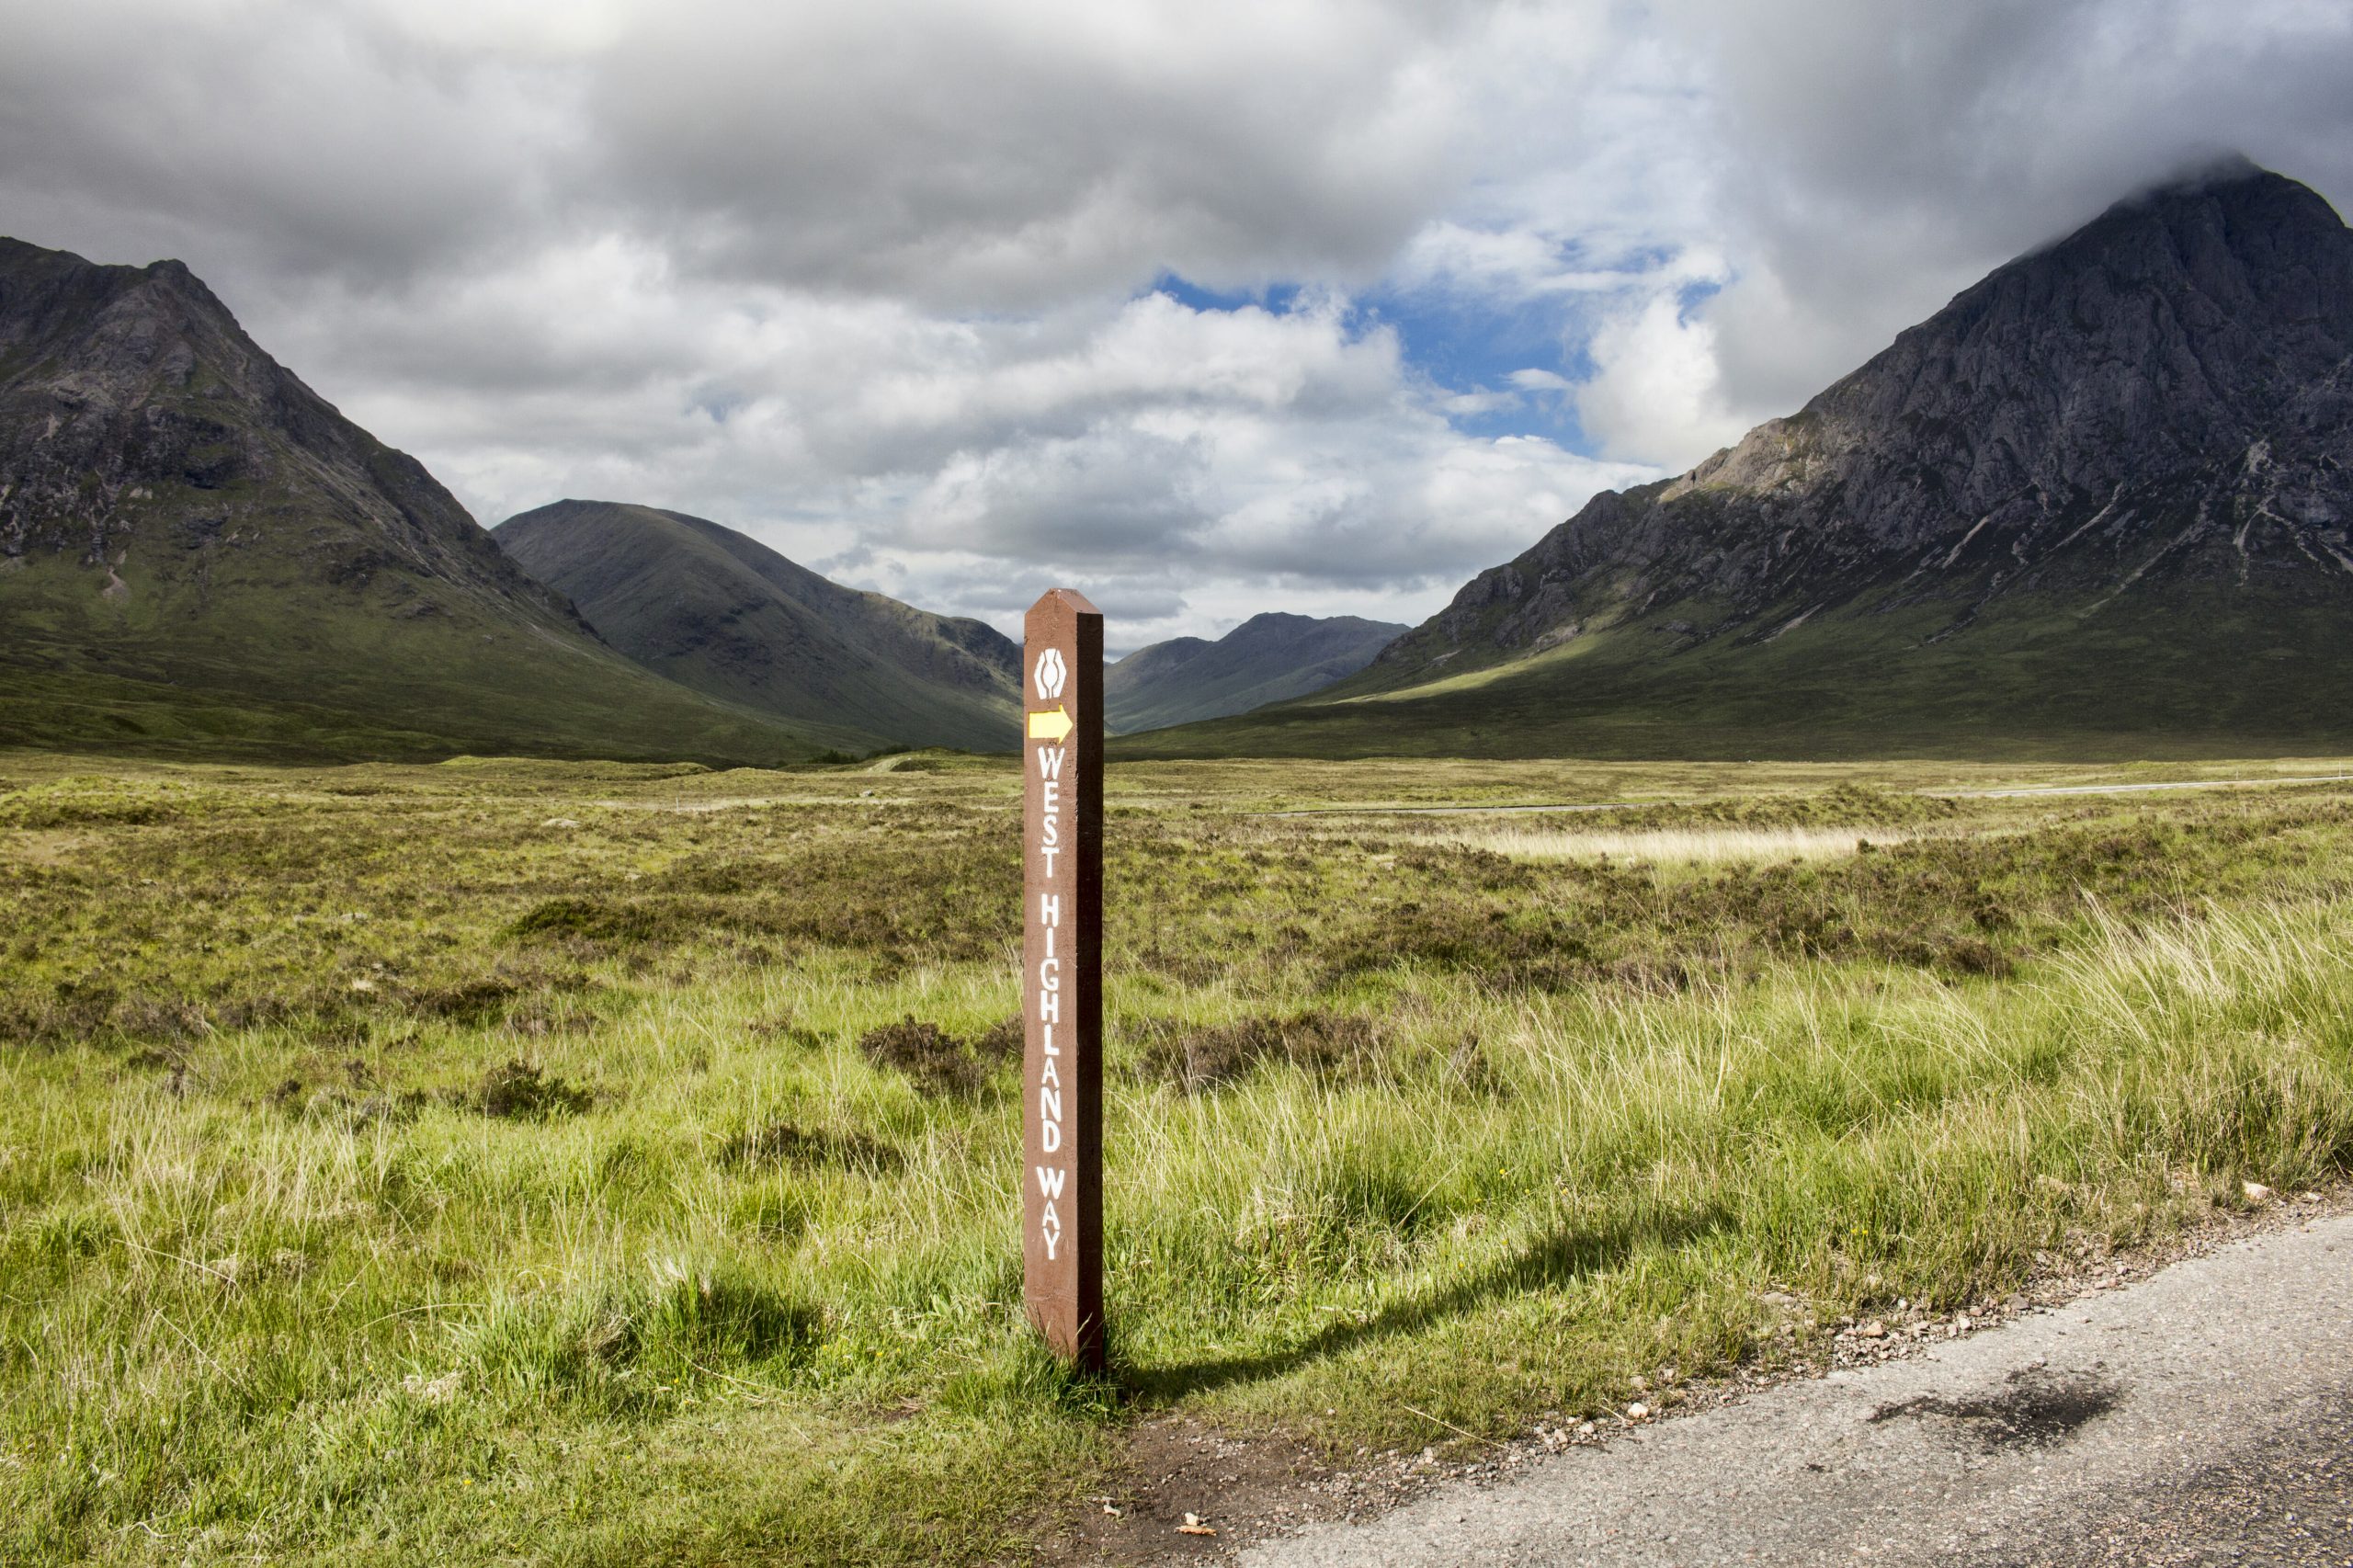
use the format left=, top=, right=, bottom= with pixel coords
left=1245, top=1210, right=2353, bottom=1567
left=1260, top=772, right=2353, bottom=819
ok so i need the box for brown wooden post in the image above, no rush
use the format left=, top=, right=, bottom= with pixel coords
left=1021, top=587, right=1105, bottom=1370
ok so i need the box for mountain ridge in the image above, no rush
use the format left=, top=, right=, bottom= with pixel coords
left=0, top=236, right=861, bottom=763
left=493, top=500, right=1021, bottom=752
left=1376, top=162, right=2353, bottom=676
left=1121, top=162, right=2353, bottom=760
left=1104, top=611, right=1404, bottom=733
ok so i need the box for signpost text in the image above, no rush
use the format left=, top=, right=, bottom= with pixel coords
left=1021, top=587, right=1104, bottom=1369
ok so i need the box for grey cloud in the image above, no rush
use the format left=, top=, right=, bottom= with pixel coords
left=1671, top=0, right=2353, bottom=432
left=574, top=0, right=1501, bottom=309
left=1427, top=1, right=2353, bottom=471
left=895, top=426, right=1218, bottom=568
left=0, top=4, right=554, bottom=294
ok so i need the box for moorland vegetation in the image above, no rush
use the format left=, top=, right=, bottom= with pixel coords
left=2, top=752, right=2349, bottom=1562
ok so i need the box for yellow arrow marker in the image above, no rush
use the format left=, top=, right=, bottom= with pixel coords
left=1027, top=705, right=1074, bottom=743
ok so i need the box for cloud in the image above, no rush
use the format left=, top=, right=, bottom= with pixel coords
left=0, top=3, right=566, bottom=287
left=267, top=230, right=1651, bottom=643
left=2, top=0, right=2347, bottom=642
left=1655, top=0, right=2353, bottom=443
left=1370, top=0, right=2353, bottom=471
left=1574, top=293, right=1747, bottom=467
left=574, top=0, right=1541, bottom=310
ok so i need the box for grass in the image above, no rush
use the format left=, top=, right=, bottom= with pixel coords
left=1, top=750, right=2349, bottom=1562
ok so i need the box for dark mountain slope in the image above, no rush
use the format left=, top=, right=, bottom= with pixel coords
left=0, top=237, right=864, bottom=762
left=1121, top=162, right=2353, bottom=761
left=493, top=501, right=1020, bottom=751
left=1104, top=612, right=1404, bottom=733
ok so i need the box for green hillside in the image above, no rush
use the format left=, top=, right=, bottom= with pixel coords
left=0, top=551, right=875, bottom=765
left=0, top=237, right=862, bottom=766
left=494, top=501, right=1020, bottom=752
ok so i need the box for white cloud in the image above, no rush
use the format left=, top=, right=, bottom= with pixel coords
left=567, top=0, right=1564, bottom=309
left=315, top=257, right=1650, bottom=643
left=1574, top=293, right=1748, bottom=467
left=3, top=0, right=2348, bottom=642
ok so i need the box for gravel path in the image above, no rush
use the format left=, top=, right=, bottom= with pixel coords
left=1242, top=1212, right=2353, bottom=1566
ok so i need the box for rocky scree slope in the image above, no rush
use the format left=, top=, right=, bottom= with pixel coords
left=493, top=500, right=1020, bottom=752
left=0, top=237, right=861, bottom=762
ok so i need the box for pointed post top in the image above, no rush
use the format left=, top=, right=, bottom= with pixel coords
left=1026, top=586, right=1102, bottom=619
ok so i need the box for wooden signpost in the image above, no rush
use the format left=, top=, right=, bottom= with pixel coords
left=1021, top=587, right=1105, bottom=1370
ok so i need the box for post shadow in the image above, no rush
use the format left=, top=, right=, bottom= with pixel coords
left=1121, top=1202, right=1729, bottom=1401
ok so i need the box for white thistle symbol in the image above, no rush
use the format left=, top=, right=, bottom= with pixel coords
left=1034, top=647, right=1066, bottom=700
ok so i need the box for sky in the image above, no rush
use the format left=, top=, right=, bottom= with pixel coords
left=4, top=0, right=2350, bottom=650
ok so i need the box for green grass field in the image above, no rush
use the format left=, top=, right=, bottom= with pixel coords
left=3, top=750, right=2351, bottom=1562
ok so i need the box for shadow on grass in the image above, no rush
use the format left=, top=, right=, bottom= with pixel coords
left=1122, top=1203, right=1727, bottom=1401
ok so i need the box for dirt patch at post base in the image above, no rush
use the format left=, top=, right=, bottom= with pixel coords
left=1031, top=1415, right=1344, bottom=1565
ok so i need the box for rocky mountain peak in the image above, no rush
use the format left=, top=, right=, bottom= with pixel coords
left=1106, top=609, right=1405, bottom=733
left=1379, top=161, right=2353, bottom=677
left=0, top=235, right=582, bottom=630
left=2, top=242, right=278, bottom=426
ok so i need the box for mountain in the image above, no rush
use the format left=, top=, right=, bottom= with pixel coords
left=0, top=237, right=867, bottom=763
left=492, top=501, right=1020, bottom=751
left=1121, top=161, right=2353, bottom=761
left=1104, top=612, right=1404, bottom=733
